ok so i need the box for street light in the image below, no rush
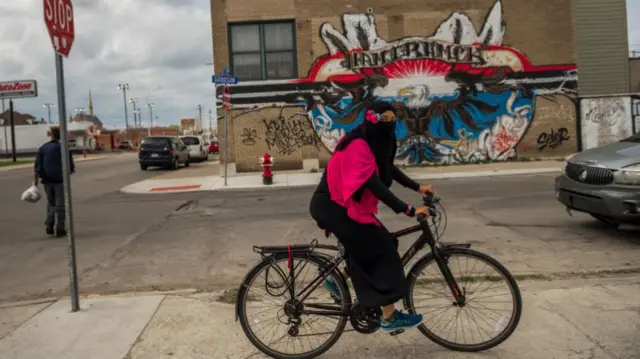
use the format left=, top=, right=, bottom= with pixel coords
left=43, top=103, right=55, bottom=124
left=117, top=83, right=130, bottom=138
left=146, top=103, right=155, bottom=136
left=133, top=108, right=141, bottom=131
left=129, top=98, right=139, bottom=127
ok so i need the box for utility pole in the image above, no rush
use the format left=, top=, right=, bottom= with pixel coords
left=147, top=103, right=154, bottom=136
left=197, top=104, right=203, bottom=134
left=43, top=103, right=55, bottom=124
left=117, top=84, right=130, bottom=139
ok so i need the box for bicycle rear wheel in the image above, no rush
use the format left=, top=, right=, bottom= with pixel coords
left=237, top=252, right=350, bottom=359
left=405, top=247, right=522, bottom=352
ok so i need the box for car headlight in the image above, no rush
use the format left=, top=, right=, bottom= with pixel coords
left=614, top=164, right=640, bottom=185
left=563, top=153, right=576, bottom=174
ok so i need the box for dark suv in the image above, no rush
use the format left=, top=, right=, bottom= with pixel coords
left=138, top=136, right=190, bottom=170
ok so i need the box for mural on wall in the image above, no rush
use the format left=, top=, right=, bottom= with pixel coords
left=217, top=0, right=578, bottom=164
left=580, top=97, right=633, bottom=150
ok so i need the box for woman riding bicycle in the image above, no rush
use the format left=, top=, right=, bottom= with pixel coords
left=310, top=100, right=434, bottom=333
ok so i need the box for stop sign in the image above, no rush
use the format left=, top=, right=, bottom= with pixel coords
left=44, top=0, right=75, bottom=57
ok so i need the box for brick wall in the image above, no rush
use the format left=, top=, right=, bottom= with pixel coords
left=211, top=0, right=578, bottom=170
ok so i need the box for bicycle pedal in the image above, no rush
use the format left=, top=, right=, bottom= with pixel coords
left=389, top=329, right=405, bottom=336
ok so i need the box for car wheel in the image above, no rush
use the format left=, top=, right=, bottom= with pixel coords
left=171, top=158, right=179, bottom=170
left=590, top=214, right=620, bottom=228
left=140, top=164, right=147, bottom=171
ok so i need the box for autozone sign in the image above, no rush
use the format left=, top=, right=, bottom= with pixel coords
left=0, top=80, right=38, bottom=99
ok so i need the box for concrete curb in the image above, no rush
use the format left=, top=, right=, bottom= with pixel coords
left=120, top=167, right=562, bottom=194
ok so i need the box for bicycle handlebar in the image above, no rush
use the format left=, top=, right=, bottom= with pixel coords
left=417, top=193, right=440, bottom=223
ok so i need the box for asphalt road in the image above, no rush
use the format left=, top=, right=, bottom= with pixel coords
left=0, top=153, right=201, bottom=303
left=1, top=162, right=639, bottom=303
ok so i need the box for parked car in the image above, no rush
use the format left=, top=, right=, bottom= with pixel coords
left=180, top=135, right=209, bottom=162
left=208, top=141, right=219, bottom=154
left=138, top=136, right=190, bottom=171
left=118, top=140, right=133, bottom=151
left=555, top=133, right=640, bottom=227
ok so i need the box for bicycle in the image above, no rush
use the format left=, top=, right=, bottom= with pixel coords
left=235, top=195, right=522, bottom=359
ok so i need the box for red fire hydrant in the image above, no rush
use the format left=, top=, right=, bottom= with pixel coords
left=259, top=153, right=275, bottom=185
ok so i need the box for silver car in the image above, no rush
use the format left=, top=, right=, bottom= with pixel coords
left=555, top=133, right=640, bottom=227
left=179, top=135, right=209, bottom=162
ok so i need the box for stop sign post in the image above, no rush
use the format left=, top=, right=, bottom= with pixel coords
left=44, top=0, right=80, bottom=312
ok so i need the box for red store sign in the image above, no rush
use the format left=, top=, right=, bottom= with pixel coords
left=0, top=80, right=38, bottom=99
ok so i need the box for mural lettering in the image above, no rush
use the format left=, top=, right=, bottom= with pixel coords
left=217, top=0, right=578, bottom=165
left=347, top=41, right=485, bottom=70
left=263, top=109, right=321, bottom=155
left=240, top=128, right=260, bottom=146
left=536, top=128, right=570, bottom=151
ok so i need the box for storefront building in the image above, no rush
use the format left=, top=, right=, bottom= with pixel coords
left=210, top=0, right=629, bottom=172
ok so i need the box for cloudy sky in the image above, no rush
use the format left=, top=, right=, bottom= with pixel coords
left=0, top=0, right=214, bottom=129
left=0, top=0, right=638, bottom=129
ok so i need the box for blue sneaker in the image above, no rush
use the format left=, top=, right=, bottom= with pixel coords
left=322, top=275, right=342, bottom=300
left=380, top=310, right=423, bottom=333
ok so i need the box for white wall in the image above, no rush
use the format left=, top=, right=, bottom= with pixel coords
left=580, top=96, right=633, bottom=150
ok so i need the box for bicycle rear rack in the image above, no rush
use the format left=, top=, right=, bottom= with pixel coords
left=253, top=239, right=340, bottom=256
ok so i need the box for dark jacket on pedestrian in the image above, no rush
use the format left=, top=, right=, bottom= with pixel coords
left=34, top=140, right=75, bottom=184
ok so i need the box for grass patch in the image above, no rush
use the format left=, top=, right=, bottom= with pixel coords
left=0, top=160, right=32, bottom=167
left=310, top=168, right=319, bottom=173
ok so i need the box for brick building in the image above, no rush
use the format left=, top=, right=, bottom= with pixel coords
left=210, top=0, right=628, bottom=172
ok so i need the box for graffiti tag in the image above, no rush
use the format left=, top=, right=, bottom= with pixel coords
left=263, top=112, right=321, bottom=155
left=240, top=128, right=260, bottom=146
left=537, top=128, right=570, bottom=151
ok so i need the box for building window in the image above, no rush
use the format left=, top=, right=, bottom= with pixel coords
left=229, top=21, right=297, bottom=81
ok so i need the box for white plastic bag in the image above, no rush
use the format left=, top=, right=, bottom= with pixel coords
left=21, top=185, right=41, bottom=203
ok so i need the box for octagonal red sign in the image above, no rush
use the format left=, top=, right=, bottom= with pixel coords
left=44, top=0, right=75, bottom=57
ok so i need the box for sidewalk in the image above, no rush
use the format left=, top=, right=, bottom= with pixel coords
left=1, top=276, right=638, bottom=359
left=121, top=160, right=563, bottom=194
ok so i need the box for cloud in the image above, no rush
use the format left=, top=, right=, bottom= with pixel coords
left=0, top=0, right=215, bottom=128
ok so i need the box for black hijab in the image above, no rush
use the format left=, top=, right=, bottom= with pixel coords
left=335, top=100, right=397, bottom=187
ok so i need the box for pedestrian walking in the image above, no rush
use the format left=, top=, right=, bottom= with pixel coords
left=33, top=126, right=74, bottom=237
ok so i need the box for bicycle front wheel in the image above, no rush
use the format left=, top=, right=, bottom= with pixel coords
left=237, top=252, right=350, bottom=359
left=405, top=247, right=522, bottom=352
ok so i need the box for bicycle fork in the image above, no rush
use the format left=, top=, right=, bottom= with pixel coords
left=433, top=250, right=466, bottom=306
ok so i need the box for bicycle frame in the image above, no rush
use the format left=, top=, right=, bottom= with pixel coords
left=247, top=215, right=471, bottom=320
